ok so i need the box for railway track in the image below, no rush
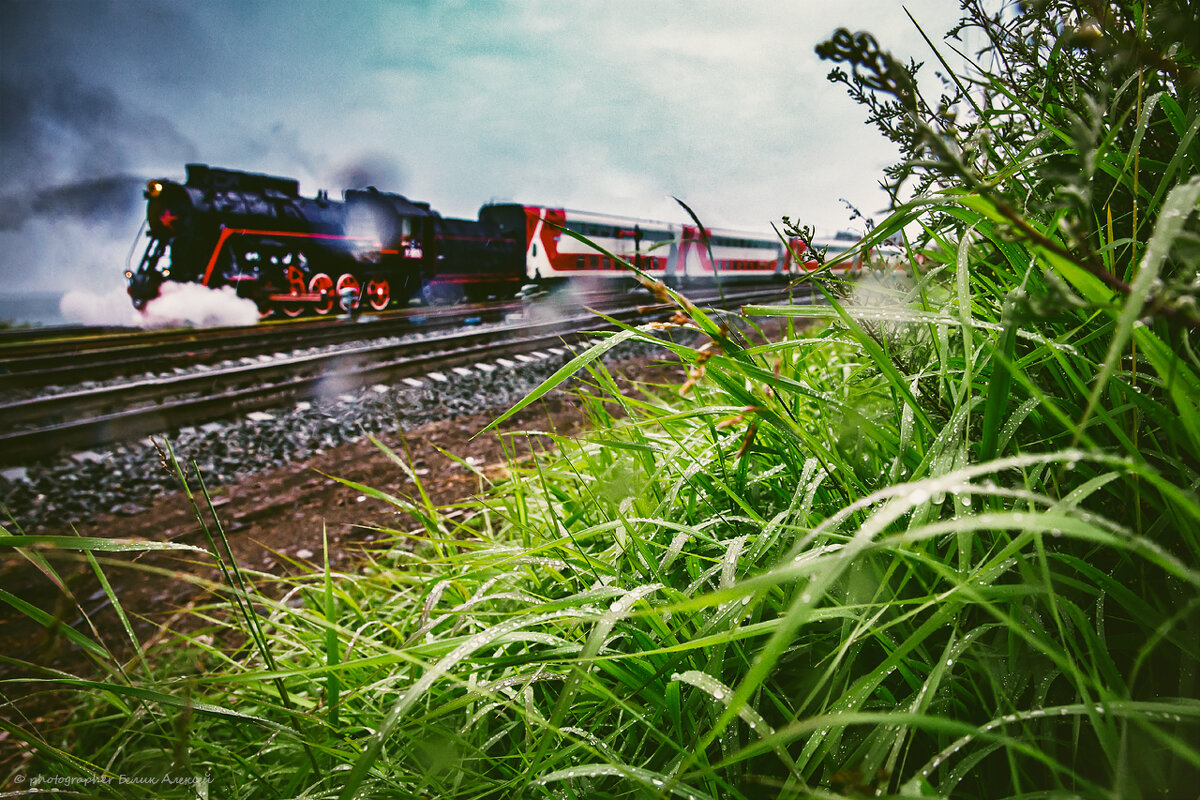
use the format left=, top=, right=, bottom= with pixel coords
left=0, top=284, right=810, bottom=465
left=0, top=284, right=769, bottom=392
left=0, top=296, right=544, bottom=392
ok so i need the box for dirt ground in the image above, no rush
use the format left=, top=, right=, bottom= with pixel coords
left=0, top=355, right=691, bottom=774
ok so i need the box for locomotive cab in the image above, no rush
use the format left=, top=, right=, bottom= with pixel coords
left=343, top=188, right=436, bottom=305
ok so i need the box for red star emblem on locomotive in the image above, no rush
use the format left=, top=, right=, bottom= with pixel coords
left=158, top=209, right=177, bottom=230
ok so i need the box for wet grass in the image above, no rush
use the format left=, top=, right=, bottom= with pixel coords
left=3, top=1, right=1200, bottom=797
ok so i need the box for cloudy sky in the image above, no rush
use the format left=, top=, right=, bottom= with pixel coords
left=0, top=0, right=965, bottom=305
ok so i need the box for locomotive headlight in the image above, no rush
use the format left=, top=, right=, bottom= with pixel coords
left=146, top=180, right=163, bottom=197
left=125, top=271, right=133, bottom=279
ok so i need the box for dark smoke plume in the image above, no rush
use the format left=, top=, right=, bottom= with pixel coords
left=332, top=154, right=408, bottom=191
left=0, top=65, right=196, bottom=290
left=0, top=72, right=195, bottom=219
left=0, top=175, right=146, bottom=232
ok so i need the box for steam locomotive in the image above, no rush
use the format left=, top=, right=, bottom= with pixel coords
left=125, top=164, right=811, bottom=317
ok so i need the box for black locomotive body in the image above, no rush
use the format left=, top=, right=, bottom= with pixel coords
left=127, top=164, right=523, bottom=316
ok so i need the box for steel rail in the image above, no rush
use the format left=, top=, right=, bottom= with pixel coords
left=0, top=285, right=809, bottom=464
left=0, top=284, right=770, bottom=390
left=0, top=298, right=533, bottom=379
left=0, top=305, right=515, bottom=391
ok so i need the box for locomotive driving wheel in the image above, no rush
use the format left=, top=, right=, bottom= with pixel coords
left=336, top=273, right=361, bottom=311
left=282, top=263, right=306, bottom=317
left=365, top=278, right=390, bottom=311
left=309, top=272, right=334, bottom=314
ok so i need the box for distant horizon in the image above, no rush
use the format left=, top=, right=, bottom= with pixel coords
left=0, top=292, right=70, bottom=326
left=0, top=290, right=65, bottom=298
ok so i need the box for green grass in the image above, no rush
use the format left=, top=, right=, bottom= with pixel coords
left=3, top=1, right=1199, bottom=797
left=4, top=260, right=1197, bottom=796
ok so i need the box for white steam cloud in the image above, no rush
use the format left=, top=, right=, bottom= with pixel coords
left=59, top=286, right=141, bottom=326
left=138, top=282, right=261, bottom=328
left=60, top=281, right=260, bottom=329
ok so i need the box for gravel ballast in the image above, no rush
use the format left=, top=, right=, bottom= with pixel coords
left=0, top=333, right=676, bottom=532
